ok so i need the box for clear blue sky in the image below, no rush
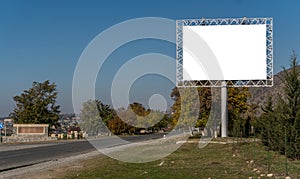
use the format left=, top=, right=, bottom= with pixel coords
left=0, top=0, right=299, bottom=117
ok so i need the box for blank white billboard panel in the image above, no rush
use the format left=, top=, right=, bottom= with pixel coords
left=183, top=24, right=266, bottom=81
left=176, top=18, right=273, bottom=87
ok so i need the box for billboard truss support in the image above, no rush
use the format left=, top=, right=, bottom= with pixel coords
left=176, top=17, right=273, bottom=87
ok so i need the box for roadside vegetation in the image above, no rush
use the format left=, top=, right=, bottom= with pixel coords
left=256, top=52, right=300, bottom=160
left=40, top=140, right=300, bottom=179
left=7, top=52, right=300, bottom=178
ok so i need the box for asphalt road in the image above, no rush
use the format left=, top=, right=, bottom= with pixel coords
left=0, top=133, right=165, bottom=172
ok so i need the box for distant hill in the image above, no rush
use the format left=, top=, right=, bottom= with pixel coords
left=248, top=66, right=299, bottom=115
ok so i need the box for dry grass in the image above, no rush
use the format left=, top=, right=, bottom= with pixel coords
left=28, top=139, right=300, bottom=179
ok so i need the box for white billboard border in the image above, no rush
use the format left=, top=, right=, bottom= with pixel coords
left=176, top=17, right=273, bottom=87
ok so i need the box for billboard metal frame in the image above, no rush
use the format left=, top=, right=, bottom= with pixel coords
left=176, top=17, right=273, bottom=87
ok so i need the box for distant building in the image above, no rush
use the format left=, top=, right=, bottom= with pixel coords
left=57, top=114, right=81, bottom=134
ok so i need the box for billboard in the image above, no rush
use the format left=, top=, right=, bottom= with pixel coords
left=176, top=18, right=273, bottom=87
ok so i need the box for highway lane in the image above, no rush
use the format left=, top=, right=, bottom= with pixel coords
left=0, top=133, right=165, bottom=172
left=0, top=140, right=95, bottom=172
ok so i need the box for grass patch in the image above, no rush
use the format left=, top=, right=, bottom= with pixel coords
left=56, top=139, right=300, bottom=179
left=233, top=141, right=300, bottom=178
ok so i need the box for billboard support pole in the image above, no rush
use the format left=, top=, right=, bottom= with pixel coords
left=221, top=81, right=228, bottom=137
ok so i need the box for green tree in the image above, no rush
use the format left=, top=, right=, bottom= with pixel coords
left=277, top=52, right=300, bottom=159
left=113, top=103, right=158, bottom=134
left=258, top=52, right=300, bottom=159
left=170, top=87, right=200, bottom=134
left=136, top=110, right=165, bottom=131
left=227, top=87, right=251, bottom=136
left=107, top=102, right=172, bottom=135
left=113, top=107, right=137, bottom=134
left=80, top=99, right=113, bottom=136
left=130, top=102, right=165, bottom=130
left=130, top=102, right=150, bottom=117
left=170, top=87, right=250, bottom=136
left=152, top=113, right=172, bottom=132
left=107, top=114, right=131, bottom=135
left=11, top=80, right=60, bottom=127
left=256, top=96, right=284, bottom=151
